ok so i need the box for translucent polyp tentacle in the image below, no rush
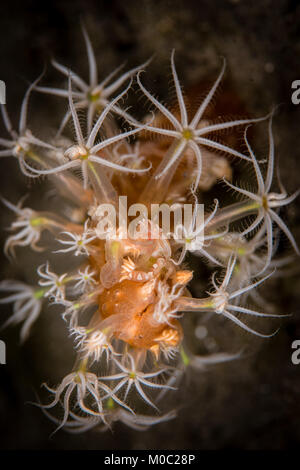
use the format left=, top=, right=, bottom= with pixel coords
left=174, top=296, right=214, bottom=312
left=24, top=149, right=47, bottom=166
left=40, top=212, right=85, bottom=234
left=138, top=140, right=183, bottom=205
left=205, top=200, right=261, bottom=232
left=92, top=312, right=133, bottom=340
left=52, top=173, right=94, bottom=207
left=87, top=160, right=118, bottom=204
left=100, top=240, right=124, bottom=289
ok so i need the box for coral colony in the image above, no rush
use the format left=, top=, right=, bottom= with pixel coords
left=0, top=28, right=299, bottom=433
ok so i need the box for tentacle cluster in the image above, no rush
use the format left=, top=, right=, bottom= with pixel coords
left=0, top=27, right=298, bottom=433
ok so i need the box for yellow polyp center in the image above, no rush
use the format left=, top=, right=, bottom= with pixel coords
left=79, top=153, right=89, bottom=160
left=74, top=374, right=81, bottom=384
left=34, top=288, right=46, bottom=300
left=129, top=372, right=136, bottom=379
left=30, top=217, right=46, bottom=228
left=110, top=241, right=120, bottom=259
left=88, top=90, right=101, bottom=102
left=182, top=128, right=194, bottom=140
left=106, top=397, right=114, bottom=410
left=262, top=195, right=269, bottom=211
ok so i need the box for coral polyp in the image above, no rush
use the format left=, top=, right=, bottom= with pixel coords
left=0, top=28, right=298, bottom=433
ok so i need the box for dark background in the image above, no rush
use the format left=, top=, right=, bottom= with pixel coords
left=0, top=0, right=299, bottom=450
